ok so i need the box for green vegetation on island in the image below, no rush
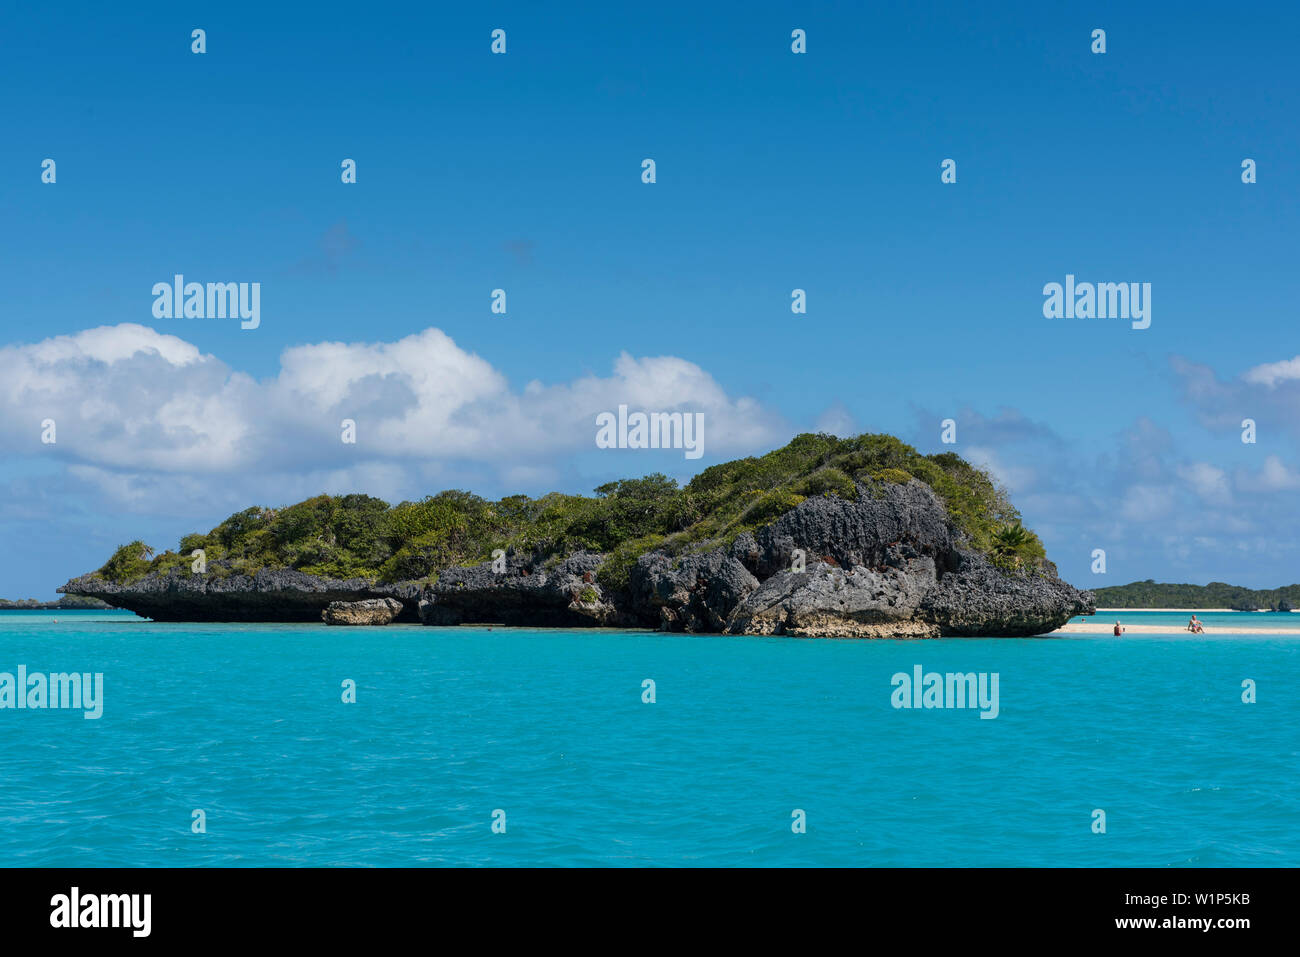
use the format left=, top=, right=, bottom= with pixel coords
left=93, top=432, right=1048, bottom=592
left=1093, top=580, right=1299, bottom=611
left=0, top=596, right=112, bottom=610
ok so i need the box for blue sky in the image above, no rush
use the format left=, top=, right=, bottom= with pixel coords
left=2, top=1, right=1299, bottom=596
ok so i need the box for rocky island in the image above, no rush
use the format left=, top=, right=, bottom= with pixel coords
left=59, top=432, right=1094, bottom=636
left=0, top=595, right=112, bottom=610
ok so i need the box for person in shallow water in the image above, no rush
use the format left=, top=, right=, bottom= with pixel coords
left=1113, top=621, right=1125, bottom=636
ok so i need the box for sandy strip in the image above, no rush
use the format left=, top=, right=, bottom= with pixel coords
left=1053, top=622, right=1300, bottom=636
left=1094, top=607, right=1243, bottom=613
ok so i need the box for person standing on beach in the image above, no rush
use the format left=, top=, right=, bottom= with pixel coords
left=1113, top=621, right=1124, bottom=636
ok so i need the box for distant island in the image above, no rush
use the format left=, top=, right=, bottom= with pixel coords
left=1093, top=580, right=1298, bottom=611
left=60, top=432, right=1094, bottom=636
left=0, top=595, right=111, bottom=610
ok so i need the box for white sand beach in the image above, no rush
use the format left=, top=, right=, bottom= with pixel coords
left=1094, top=607, right=1241, bottom=613
left=1052, top=622, right=1300, bottom=636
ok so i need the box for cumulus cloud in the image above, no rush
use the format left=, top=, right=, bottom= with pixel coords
left=901, top=399, right=1300, bottom=585
left=1176, top=462, right=1232, bottom=506
left=1119, top=484, right=1177, bottom=522
left=1242, top=355, right=1300, bottom=388
left=960, top=445, right=1037, bottom=493
left=907, top=405, right=1068, bottom=495
left=1172, top=354, right=1300, bottom=438
left=1236, top=455, right=1300, bottom=493
left=0, top=323, right=785, bottom=509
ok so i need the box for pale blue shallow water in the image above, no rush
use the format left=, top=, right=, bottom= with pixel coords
left=1, top=609, right=1296, bottom=867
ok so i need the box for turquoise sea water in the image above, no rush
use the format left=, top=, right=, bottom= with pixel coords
left=1, top=610, right=1296, bottom=867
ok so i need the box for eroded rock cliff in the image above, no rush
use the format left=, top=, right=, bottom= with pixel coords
left=61, top=480, right=1093, bottom=637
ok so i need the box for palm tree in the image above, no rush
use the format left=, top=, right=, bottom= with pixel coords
left=992, top=522, right=1032, bottom=568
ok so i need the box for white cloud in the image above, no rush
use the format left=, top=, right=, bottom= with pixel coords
left=1237, top=455, right=1300, bottom=492
left=1172, top=354, right=1300, bottom=438
left=962, top=445, right=1037, bottom=493
left=23, top=323, right=202, bottom=368
left=0, top=323, right=785, bottom=508
left=1243, top=355, right=1300, bottom=388
left=813, top=401, right=856, bottom=437
left=1119, top=484, right=1175, bottom=522
left=1177, top=462, right=1232, bottom=505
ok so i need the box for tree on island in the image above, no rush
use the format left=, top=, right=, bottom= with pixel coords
left=82, top=432, right=1053, bottom=589
left=992, top=522, right=1034, bottom=570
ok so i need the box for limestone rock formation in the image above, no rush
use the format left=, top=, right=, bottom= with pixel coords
left=322, top=597, right=405, bottom=625
left=58, top=567, right=421, bottom=623
left=61, top=480, right=1093, bottom=637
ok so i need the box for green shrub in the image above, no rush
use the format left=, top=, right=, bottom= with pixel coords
left=178, top=533, right=209, bottom=554
left=96, top=541, right=154, bottom=584
left=871, top=468, right=914, bottom=485
left=596, top=533, right=667, bottom=594
left=86, top=432, right=1053, bottom=588
left=736, top=489, right=806, bottom=529
left=797, top=467, right=858, bottom=499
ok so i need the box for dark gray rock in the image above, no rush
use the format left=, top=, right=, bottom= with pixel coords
left=59, top=478, right=1095, bottom=637
left=620, top=479, right=1091, bottom=637
left=920, top=548, right=1094, bottom=636
left=726, top=557, right=941, bottom=638
left=417, top=550, right=625, bottom=627
left=58, top=565, right=422, bottom=622
left=751, top=480, right=953, bottom=578
left=625, top=548, right=759, bottom=632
